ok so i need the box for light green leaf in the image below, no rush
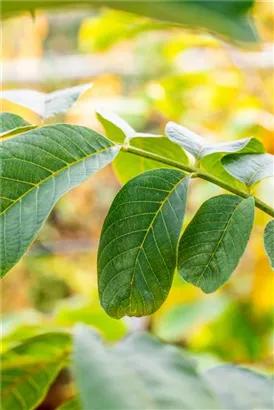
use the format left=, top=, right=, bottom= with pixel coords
left=264, top=220, right=274, bottom=270
left=1, top=84, right=92, bottom=119
left=200, top=153, right=247, bottom=190
left=1, top=332, right=71, bottom=410
left=98, top=168, right=189, bottom=318
left=166, top=121, right=264, bottom=160
left=73, top=324, right=222, bottom=410
left=96, top=107, right=136, bottom=143
left=55, top=298, right=127, bottom=341
left=0, top=124, right=119, bottom=278
left=57, top=398, right=82, bottom=410
left=114, top=136, right=189, bottom=184
left=2, top=0, right=257, bottom=43
left=204, top=365, right=274, bottom=410
left=154, top=295, right=228, bottom=341
left=222, top=153, right=274, bottom=187
left=178, top=195, right=255, bottom=293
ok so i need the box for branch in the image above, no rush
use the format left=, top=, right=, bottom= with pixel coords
left=121, top=145, right=274, bottom=218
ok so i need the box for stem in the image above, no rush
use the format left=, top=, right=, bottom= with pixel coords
left=121, top=145, right=274, bottom=218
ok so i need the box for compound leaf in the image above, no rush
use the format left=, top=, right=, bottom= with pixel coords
left=178, top=195, right=255, bottom=293
left=264, top=220, right=274, bottom=270
left=0, top=124, right=119, bottom=278
left=1, top=84, right=92, bottom=119
left=222, top=153, right=274, bottom=187
left=73, top=324, right=221, bottom=410
left=1, top=332, right=71, bottom=410
left=98, top=168, right=189, bottom=318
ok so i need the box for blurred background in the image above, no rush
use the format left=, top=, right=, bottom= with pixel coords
left=1, top=2, right=274, bottom=407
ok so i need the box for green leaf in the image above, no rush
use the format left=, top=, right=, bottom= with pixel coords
left=1, top=332, right=71, bottom=410
left=264, top=220, right=274, bottom=270
left=200, top=153, right=247, bottom=190
left=204, top=365, right=274, bottom=410
left=98, top=168, right=189, bottom=318
left=2, top=1, right=257, bottom=43
left=222, top=153, right=274, bottom=187
left=1, top=84, right=92, bottom=119
left=178, top=195, right=255, bottom=293
left=166, top=121, right=264, bottom=160
left=0, top=112, right=29, bottom=135
left=96, top=107, right=136, bottom=143
left=0, top=124, right=119, bottom=278
left=55, top=298, right=127, bottom=341
left=154, top=295, right=228, bottom=341
left=73, top=324, right=222, bottom=410
left=0, top=112, right=37, bottom=140
left=57, top=398, right=82, bottom=410
left=114, top=136, right=189, bottom=184
left=96, top=109, right=189, bottom=184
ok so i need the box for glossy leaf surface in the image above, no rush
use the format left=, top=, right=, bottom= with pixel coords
left=0, top=124, right=119, bottom=278
left=264, top=220, right=274, bottom=270
left=1, top=84, right=91, bottom=119
left=1, top=332, right=71, bottom=410
left=222, top=153, right=274, bottom=187
left=178, top=195, right=255, bottom=293
left=74, top=324, right=221, bottom=410
left=98, top=169, right=189, bottom=318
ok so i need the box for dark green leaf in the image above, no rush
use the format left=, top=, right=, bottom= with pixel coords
left=98, top=168, right=189, bottom=318
left=73, top=324, right=222, bottom=410
left=1, top=332, right=71, bottom=410
left=0, top=112, right=30, bottom=135
left=264, top=220, right=274, bottom=270
left=178, top=195, right=255, bottom=293
left=1, top=84, right=91, bottom=119
left=114, top=136, right=189, bottom=184
left=222, top=153, right=274, bottom=187
left=2, top=1, right=257, bottom=43
left=166, top=121, right=264, bottom=160
left=204, top=365, right=274, bottom=410
left=0, top=124, right=119, bottom=278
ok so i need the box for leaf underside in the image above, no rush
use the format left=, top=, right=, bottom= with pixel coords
left=204, top=365, right=274, bottom=410
left=1, top=84, right=91, bottom=119
left=98, top=168, right=189, bottom=318
left=0, top=124, right=119, bottom=278
left=74, top=325, right=221, bottom=410
left=222, top=153, right=274, bottom=187
left=178, top=195, right=255, bottom=293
